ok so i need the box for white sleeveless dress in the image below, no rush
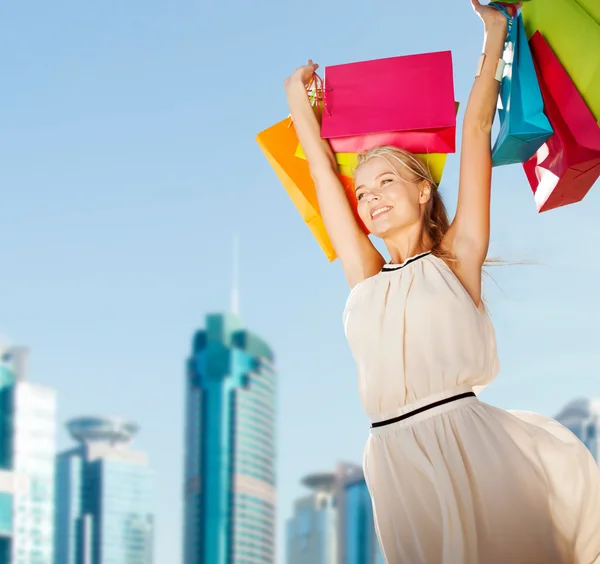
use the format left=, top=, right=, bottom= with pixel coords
left=343, top=251, right=600, bottom=564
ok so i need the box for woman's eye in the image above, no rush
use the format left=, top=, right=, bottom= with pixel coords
left=381, top=178, right=393, bottom=186
left=357, top=192, right=365, bottom=200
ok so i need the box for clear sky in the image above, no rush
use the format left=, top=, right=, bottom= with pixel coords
left=1, top=1, right=599, bottom=563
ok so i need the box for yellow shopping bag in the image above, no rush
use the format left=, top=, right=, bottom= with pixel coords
left=256, top=118, right=364, bottom=262
left=294, top=145, right=449, bottom=184
left=522, top=0, right=600, bottom=121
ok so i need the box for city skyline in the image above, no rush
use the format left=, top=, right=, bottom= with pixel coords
left=2, top=2, right=600, bottom=562
left=3, top=327, right=600, bottom=564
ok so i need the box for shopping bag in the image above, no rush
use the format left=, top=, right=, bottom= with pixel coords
left=492, top=13, right=553, bottom=166
left=294, top=145, right=450, bottom=185
left=523, top=32, right=600, bottom=212
left=326, top=129, right=456, bottom=154
left=574, top=0, right=600, bottom=25
left=256, top=118, right=365, bottom=261
left=299, top=102, right=459, bottom=178
left=320, top=51, right=457, bottom=153
left=522, top=0, right=600, bottom=122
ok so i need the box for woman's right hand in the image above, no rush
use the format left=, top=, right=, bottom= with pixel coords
left=284, top=59, right=319, bottom=91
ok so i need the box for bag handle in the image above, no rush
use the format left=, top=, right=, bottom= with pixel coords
left=287, top=72, right=330, bottom=128
left=488, top=2, right=519, bottom=21
left=307, top=73, right=331, bottom=118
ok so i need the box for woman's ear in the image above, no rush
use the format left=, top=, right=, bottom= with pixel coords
left=418, top=181, right=432, bottom=205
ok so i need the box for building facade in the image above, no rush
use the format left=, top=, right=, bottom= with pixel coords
left=335, top=463, right=383, bottom=564
left=555, top=398, right=600, bottom=463
left=183, top=312, right=277, bottom=564
left=0, top=343, right=57, bottom=564
left=0, top=347, right=14, bottom=564
left=286, top=473, right=337, bottom=564
left=54, top=417, right=153, bottom=564
left=286, top=463, right=383, bottom=564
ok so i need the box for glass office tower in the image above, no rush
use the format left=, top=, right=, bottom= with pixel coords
left=286, top=462, right=383, bottom=564
left=0, top=343, right=56, bottom=564
left=0, top=347, right=14, bottom=563
left=54, top=417, right=153, bottom=564
left=286, top=472, right=337, bottom=564
left=335, top=463, right=383, bottom=564
left=555, top=398, right=600, bottom=463
left=183, top=312, right=277, bottom=564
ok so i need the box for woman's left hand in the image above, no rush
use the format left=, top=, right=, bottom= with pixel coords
left=471, top=1, right=521, bottom=29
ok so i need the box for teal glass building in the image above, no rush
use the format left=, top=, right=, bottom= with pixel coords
left=286, top=473, right=337, bottom=564
left=336, top=463, right=383, bottom=564
left=286, top=463, right=383, bottom=564
left=0, top=344, right=56, bottom=564
left=342, top=480, right=384, bottom=564
left=0, top=352, right=14, bottom=563
left=54, top=417, right=154, bottom=564
left=183, top=312, right=277, bottom=564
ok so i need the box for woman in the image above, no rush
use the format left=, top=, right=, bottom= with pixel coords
left=284, top=1, right=600, bottom=563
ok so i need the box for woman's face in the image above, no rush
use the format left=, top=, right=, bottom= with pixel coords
left=354, top=156, right=431, bottom=238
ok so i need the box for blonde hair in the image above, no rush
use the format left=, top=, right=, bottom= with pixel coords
left=355, top=146, right=455, bottom=262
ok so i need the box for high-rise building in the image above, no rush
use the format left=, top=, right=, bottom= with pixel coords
left=286, top=472, right=337, bottom=564
left=54, top=416, right=153, bottom=564
left=0, top=348, right=14, bottom=564
left=335, top=463, right=383, bottom=564
left=183, top=312, right=277, bottom=564
left=555, top=398, right=600, bottom=463
left=286, top=462, right=383, bottom=564
left=0, top=342, right=57, bottom=564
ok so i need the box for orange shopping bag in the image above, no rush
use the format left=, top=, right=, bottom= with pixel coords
left=256, top=117, right=366, bottom=261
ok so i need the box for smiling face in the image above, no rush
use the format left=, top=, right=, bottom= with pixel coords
left=354, top=153, right=432, bottom=238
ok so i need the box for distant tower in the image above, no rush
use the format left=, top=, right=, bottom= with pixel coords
left=334, top=462, right=384, bottom=564
left=555, top=398, right=600, bottom=463
left=183, top=312, right=277, bottom=564
left=54, top=416, right=154, bottom=564
left=0, top=343, right=57, bottom=564
left=286, top=472, right=338, bottom=564
left=285, top=462, right=384, bottom=564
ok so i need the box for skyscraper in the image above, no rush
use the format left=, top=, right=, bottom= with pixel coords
left=183, top=312, right=276, bottom=564
left=286, top=472, right=337, bottom=564
left=0, top=342, right=57, bottom=564
left=286, top=462, right=383, bottom=564
left=555, top=398, right=600, bottom=463
left=0, top=347, right=14, bottom=564
left=335, top=463, right=383, bottom=564
left=54, top=416, right=153, bottom=564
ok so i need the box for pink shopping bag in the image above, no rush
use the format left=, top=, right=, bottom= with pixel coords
left=320, top=51, right=457, bottom=154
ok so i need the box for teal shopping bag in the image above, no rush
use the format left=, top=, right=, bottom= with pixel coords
left=492, top=13, right=554, bottom=167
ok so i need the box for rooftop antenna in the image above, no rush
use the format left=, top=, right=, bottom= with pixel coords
left=231, top=234, right=239, bottom=315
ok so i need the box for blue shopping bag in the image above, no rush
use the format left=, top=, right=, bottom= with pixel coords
left=492, top=13, right=554, bottom=167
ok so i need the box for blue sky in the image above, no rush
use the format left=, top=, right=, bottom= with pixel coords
left=1, top=1, right=599, bottom=563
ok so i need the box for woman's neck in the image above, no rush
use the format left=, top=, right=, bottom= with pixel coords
left=384, top=228, right=433, bottom=264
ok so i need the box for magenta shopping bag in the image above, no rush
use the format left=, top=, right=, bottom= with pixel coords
left=320, top=51, right=457, bottom=153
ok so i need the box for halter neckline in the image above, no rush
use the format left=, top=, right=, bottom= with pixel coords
left=382, top=251, right=432, bottom=272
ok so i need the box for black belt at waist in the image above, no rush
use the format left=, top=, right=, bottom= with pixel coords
left=370, top=391, right=477, bottom=429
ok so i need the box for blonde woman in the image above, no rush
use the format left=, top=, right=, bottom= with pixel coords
left=284, top=1, right=600, bottom=563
